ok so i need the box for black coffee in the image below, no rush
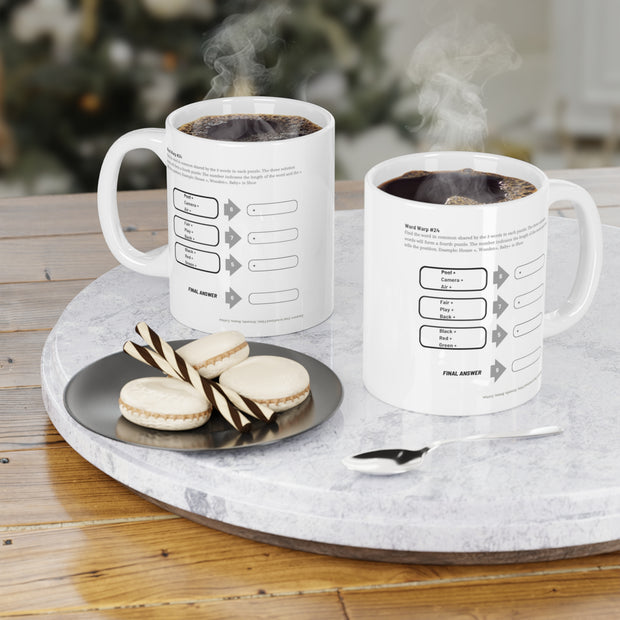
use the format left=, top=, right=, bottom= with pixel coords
left=178, top=113, right=322, bottom=142
left=378, top=168, right=537, bottom=205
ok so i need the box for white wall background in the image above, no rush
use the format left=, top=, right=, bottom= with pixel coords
left=340, top=0, right=619, bottom=178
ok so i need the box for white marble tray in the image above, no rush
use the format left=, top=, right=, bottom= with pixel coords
left=41, top=211, right=620, bottom=564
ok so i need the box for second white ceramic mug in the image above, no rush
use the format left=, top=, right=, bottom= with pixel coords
left=98, top=96, right=335, bottom=337
left=363, top=151, right=603, bottom=415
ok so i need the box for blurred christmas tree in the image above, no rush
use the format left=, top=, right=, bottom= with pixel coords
left=0, top=0, right=417, bottom=196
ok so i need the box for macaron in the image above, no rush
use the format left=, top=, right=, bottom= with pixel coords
left=119, top=376, right=212, bottom=431
left=176, top=330, right=249, bottom=379
left=219, top=355, right=310, bottom=412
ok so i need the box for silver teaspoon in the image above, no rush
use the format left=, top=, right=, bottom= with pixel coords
left=342, top=425, right=563, bottom=476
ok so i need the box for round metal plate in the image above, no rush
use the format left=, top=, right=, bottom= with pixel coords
left=64, top=341, right=343, bottom=451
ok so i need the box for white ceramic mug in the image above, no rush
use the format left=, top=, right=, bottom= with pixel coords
left=363, top=151, right=603, bottom=415
left=97, top=97, right=335, bottom=336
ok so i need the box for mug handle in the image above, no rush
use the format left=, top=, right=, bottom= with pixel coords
left=97, top=128, right=169, bottom=277
left=543, top=179, right=603, bottom=338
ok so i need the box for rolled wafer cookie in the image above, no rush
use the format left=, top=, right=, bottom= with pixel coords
left=133, top=323, right=252, bottom=431
left=177, top=331, right=249, bottom=379
left=219, top=355, right=310, bottom=412
left=119, top=376, right=211, bottom=430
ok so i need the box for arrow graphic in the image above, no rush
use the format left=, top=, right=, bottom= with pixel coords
left=493, top=296, right=508, bottom=317
left=224, top=199, right=241, bottom=220
left=225, top=227, right=241, bottom=248
left=225, top=288, right=242, bottom=308
left=494, top=265, right=509, bottom=288
left=225, top=255, right=242, bottom=275
left=490, top=360, right=506, bottom=382
left=492, top=324, right=507, bottom=346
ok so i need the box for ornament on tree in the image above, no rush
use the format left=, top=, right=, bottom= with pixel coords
left=140, top=0, right=215, bottom=21
left=140, top=73, right=178, bottom=122
left=107, top=39, right=134, bottom=70
left=162, top=52, right=178, bottom=72
left=78, top=92, right=101, bottom=114
left=10, top=0, right=82, bottom=61
left=80, top=0, right=100, bottom=46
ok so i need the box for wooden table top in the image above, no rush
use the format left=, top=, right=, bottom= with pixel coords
left=2, top=174, right=620, bottom=618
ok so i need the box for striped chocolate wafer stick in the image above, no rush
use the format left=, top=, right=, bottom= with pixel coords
left=123, top=340, right=274, bottom=423
left=123, top=340, right=179, bottom=379
left=134, top=322, right=252, bottom=432
left=217, top=384, right=274, bottom=422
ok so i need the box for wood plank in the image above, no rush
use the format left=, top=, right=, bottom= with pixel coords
left=0, top=230, right=166, bottom=284
left=0, top=330, right=48, bottom=387
left=0, top=190, right=167, bottom=239
left=555, top=204, right=620, bottom=227
left=335, top=172, right=620, bottom=213
left=0, top=172, right=615, bottom=240
left=0, top=519, right=361, bottom=614
left=335, top=180, right=363, bottom=211
left=0, top=387, right=64, bottom=450
left=341, top=569, right=620, bottom=619
left=549, top=166, right=620, bottom=208
left=331, top=171, right=620, bottom=211
left=0, top=445, right=171, bottom=527
left=6, top=186, right=612, bottom=289
left=1, top=517, right=619, bottom=616
left=0, top=280, right=91, bottom=332
left=598, top=205, right=620, bottom=226
left=1, top=593, right=345, bottom=619
left=0, top=208, right=614, bottom=292
left=0, top=194, right=361, bottom=286
left=0, top=181, right=358, bottom=240
left=336, top=173, right=620, bottom=214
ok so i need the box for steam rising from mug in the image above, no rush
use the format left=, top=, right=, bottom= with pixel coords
left=202, top=3, right=288, bottom=98
left=407, top=17, right=521, bottom=151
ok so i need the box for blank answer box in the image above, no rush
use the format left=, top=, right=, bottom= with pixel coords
left=515, top=254, right=545, bottom=279
left=247, top=200, right=297, bottom=216
left=249, top=255, right=298, bottom=272
left=249, top=289, right=299, bottom=305
left=514, top=284, right=544, bottom=309
left=512, top=347, right=541, bottom=372
left=248, top=228, right=298, bottom=244
left=514, top=313, right=542, bottom=338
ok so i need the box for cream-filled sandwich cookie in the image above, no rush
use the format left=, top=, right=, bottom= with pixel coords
left=219, top=355, right=310, bottom=412
left=176, top=331, right=249, bottom=379
left=119, top=376, right=212, bottom=430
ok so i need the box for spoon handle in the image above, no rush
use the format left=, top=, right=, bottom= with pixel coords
left=431, top=425, right=563, bottom=449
